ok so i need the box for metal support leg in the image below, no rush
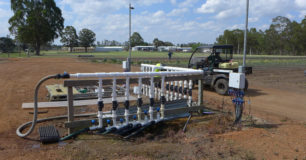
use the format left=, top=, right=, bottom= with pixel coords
left=67, top=86, right=74, bottom=134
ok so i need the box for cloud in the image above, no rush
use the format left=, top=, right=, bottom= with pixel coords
left=0, top=1, right=9, bottom=6
left=179, top=0, right=198, bottom=8
left=285, top=14, right=295, bottom=20
left=0, top=8, right=12, bottom=18
left=60, top=0, right=165, bottom=15
left=227, top=24, right=244, bottom=30
left=60, top=0, right=127, bottom=15
left=170, top=0, right=176, bottom=5
left=295, top=0, right=306, bottom=8
left=197, top=0, right=295, bottom=20
left=168, top=8, right=188, bottom=16
left=298, top=10, right=306, bottom=18
left=249, top=17, right=259, bottom=23
left=197, top=0, right=227, bottom=14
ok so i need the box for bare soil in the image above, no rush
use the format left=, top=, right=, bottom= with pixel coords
left=0, top=57, right=305, bottom=160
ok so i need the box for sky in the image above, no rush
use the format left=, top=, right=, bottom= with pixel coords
left=0, top=0, right=306, bottom=45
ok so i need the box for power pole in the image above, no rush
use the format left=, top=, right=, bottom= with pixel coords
left=126, top=3, right=134, bottom=72
left=243, top=0, right=249, bottom=67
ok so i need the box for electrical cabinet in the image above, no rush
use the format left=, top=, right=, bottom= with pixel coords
left=229, top=72, right=245, bottom=89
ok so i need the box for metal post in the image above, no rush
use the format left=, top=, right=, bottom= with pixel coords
left=67, top=86, right=74, bottom=134
left=197, top=79, right=203, bottom=106
left=127, top=3, right=134, bottom=72
left=243, top=0, right=249, bottom=68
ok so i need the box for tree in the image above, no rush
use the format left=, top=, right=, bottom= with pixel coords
left=153, top=38, right=163, bottom=48
left=60, top=26, right=78, bottom=52
left=130, top=32, right=144, bottom=47
left=79, top=28, right=96, bottom=52
left=9, top=0, right=64, bottom=55
left=0, top=37, right=15, bottom=53
left=153, top=38, right=173, bottom=48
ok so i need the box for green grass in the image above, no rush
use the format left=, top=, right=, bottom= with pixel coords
left=0, top=52, right=29, bottom=58
left=39, top=50, right=193, bottom=58
left=1, top=50, right=306, bottom=67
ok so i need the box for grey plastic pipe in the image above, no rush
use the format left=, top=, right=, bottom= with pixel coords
left=16, top=75, right=58, bottom=137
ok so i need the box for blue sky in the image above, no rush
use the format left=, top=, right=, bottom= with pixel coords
left=0, top=0, right=306, bottom=44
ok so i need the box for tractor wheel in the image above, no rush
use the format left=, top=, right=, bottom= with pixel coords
left=244, top=79, right=249, bottom=92
left=214, top=78, right=229, bottom=95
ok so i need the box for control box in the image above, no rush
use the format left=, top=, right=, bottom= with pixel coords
left=229, top=72, right=245, bottom=89
left=122, top=61, right=127, bottom=69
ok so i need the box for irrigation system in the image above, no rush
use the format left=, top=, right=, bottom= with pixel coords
left=17, top=63, right=246, bottom=143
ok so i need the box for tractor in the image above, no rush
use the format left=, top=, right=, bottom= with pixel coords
left=188, top=45, right=252, bottom=95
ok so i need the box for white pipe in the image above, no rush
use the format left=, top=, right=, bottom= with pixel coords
left=125, top=77, right=130, bottom=101
left=149, top=77, right=154, bottom=121
left=124, top=109, right=129, bottom=125
left=138, top=77, right=142, bottom=98
left=70, top=71, right=202, bottom=79
left=174, top=81, right=178, bottom=100
left=112, top=111, right=117, bottom=126
left=125, top=77, right=130, bottom=124
left=166, top=69, right=169, bottom=101
left=141, top=64, right=198, bottom=72
left=112, top=78, right=117, bottom=126
left=188, top=80, right=193, bottom=107
left=161, top=76, right=165, bottom=119
left=161, top=76, right=165, bottom=96
left=184, top=80, right=188, bottom=99
left=97, top=79, right=103, bottom=128
left=137, top=77, right=142, bottom=121
left=179, top=81, right=183, bottom=100
left=150, top=77, right=154, bottom=98
left=112, top=78, right=117, bottom=101
left=98, top=79, right=103, bottom=101
left=170, top=81, right=173, bottom=101
left=98, top=111, right=103, bottom=128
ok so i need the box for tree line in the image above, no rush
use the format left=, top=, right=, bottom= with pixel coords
left=5, top=1, right=305, bottom=55
left=216, top=16, right=306, bottom=55
left=6, top=0, right=96, bottom=55
left=60, top=26, right=96, bottom=52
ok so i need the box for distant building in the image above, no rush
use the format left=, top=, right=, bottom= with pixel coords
left=62, top=47, right=95, bottom=52
left=157, top=46, right=192, bottom=52
left=132, top=46, right=155, bottom=51
left=199, top=48, right=211, bottom=53
left=95, top=46, right=123, bottom=52
left=180, top=47, right=192, bottom=52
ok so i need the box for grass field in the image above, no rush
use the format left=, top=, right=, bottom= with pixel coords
left=1, top=50, right=306, bottom=66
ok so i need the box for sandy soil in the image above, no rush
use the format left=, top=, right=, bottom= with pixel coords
left=0, top=57, right=305, bottom=160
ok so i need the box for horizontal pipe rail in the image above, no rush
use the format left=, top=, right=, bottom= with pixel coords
left=64, top=75, right=203, bottom=87
left=141, top=64, right=198, bottom=72
left=70, top=70, right=203, bottom=79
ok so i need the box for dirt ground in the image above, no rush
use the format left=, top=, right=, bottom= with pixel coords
left=0, top=57, right=305, bottom=160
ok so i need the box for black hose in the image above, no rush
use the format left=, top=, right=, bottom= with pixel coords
left=124, top=121, right=156, bottom=139
left=234, top=104, right=243, bottom=124
left=60, top=128, right=89, bottom=141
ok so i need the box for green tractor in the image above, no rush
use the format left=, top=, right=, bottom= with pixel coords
left=188, top=45, right=252, bottom=95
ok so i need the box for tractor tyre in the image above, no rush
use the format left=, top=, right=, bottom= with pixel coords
left=244, top=79, right=249, bottom=92
left=214, top=78, right=229, bottom=95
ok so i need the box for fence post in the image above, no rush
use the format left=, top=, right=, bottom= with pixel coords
left=67, top=86, right=74, bottom=134
left=198, top=79, right=203, bottom=106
